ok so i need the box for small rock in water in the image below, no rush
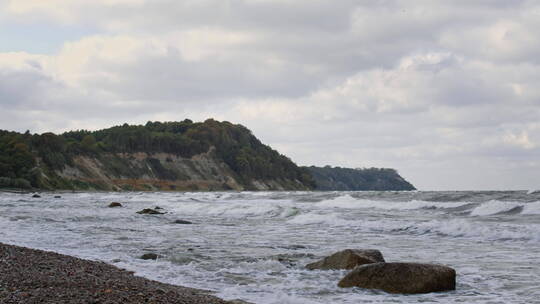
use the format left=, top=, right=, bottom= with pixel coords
left=32, top=194, right=41, bottom=198
left=108, top=202, right=123, bottom=208
left=306, top=249, right=384, bottom=270
left=136, top=208, right=164, bottom=215
left=139, top=253, right=161, bottom=260
left=338, top=262, right=456, bottom=294
left=54, top=195, right=61, bottom=198
left=154, top=206, right=163, bottom=210
left=286, top=244, right=307, bottom=250
left=172, top=219, right=193, bottom=224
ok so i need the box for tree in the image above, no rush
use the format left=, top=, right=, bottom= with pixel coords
left=81, top=135, right=97, bottom=151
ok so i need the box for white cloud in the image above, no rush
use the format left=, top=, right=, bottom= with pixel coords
left=1, top=0, right=540, bottom=190
left=504, top=131, right=537, bottom=150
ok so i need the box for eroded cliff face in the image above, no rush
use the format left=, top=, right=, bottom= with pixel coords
left=43, top=148, right=308, bottom=191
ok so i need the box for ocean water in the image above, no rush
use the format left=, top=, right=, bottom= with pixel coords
left=1, top=191, right=540, bottom=303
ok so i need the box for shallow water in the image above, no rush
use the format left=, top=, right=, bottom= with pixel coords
left=1, top=191, right=540, bottom=303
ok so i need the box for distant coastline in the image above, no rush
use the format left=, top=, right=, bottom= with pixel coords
left=0, top=119, right=415, bottom=192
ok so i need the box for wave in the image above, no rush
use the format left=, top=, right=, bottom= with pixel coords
left=315, top=196, right=474, bottom=211
left=470, top=200, right=523, bottom=216
left=350, top=218, right=540, bottom=242
left=314, top=195, right=540, bottom=217
left=469, top=200, right=540, bottom=216
left=287, top=213, right=354, bottom=226
left=392, top=219, right=540, bottom=242
left=522, top=202, right=540, bottom=215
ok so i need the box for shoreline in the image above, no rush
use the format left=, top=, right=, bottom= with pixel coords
left=0, top=242, right=234, bottom=304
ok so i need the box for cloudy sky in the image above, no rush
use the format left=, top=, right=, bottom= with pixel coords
left=1, top=0, right=539, bottom=190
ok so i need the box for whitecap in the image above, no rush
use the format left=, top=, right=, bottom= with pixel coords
left=522, top=201, right=540, bottom=215
left=316, top=197, right=471, bottom=211
left=470, top=200, right=523, bottom=216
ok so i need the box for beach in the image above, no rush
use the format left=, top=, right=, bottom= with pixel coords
left=0, top=242, right=231, bottom=304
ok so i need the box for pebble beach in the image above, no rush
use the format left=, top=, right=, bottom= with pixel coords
left=0, top=242, right=231, bottom=304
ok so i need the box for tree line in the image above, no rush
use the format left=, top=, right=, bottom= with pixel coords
left=0, top=119, right=315, bottom=189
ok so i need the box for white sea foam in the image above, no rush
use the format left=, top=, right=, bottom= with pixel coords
left=287, top=213, right=353, bottom=226
left=316, top=197, right=471, bottom=211
left=522, top=201, right=540, bottom=215
left=280, top=207, right=301, bottom=218
left=404, top=219, right=538, bottom=241
left=470, top=200, right=522, bottom=216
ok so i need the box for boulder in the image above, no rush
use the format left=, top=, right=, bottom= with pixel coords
left=172, top=219, right=193, bottom=224
left=139, top=253, right=161, bottom=260
left=137, top=208, right=164, bottom=215
left=306, top=249, right=384, bottom=270
left=338, top=262, right=456, bottom=294
left=32, top=194, right=41, bottom=198
left=108, top=202, right=122, bottom=208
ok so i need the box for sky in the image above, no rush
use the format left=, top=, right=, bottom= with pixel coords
left=1, top=0, right=539, bottom=191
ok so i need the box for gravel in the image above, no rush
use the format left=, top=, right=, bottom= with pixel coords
left=0, top=242, right=232, bottom=304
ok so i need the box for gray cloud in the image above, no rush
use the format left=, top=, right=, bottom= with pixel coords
left=1, top=0, right=540, bottom=190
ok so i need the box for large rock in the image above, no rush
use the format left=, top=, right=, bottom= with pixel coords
left=338, top=262, right=456, bottom=294
left=306, top=249, right=384, bottom=270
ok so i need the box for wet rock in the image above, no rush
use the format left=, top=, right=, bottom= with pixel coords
left=136, top=208, right=164, bottom=215
left=154, top=206, right=163, bottom=210
left=54, top=195, right=61, bottom=198
left=139, top=253, right=161, bottom=260
left=108, top=202, right=122, bottom=208
left=278, top=244, right=307, bottom=250
left=338, top=262, right=456, bottom=294
left=172, top=219, right=193, bottom=224
left=306, top=249, right=384, bottom=270
left=32, top=194, right=41, bottom=198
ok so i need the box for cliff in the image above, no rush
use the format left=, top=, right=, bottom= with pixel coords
left=0, top=119, right=314, bottom=191
left=0, top=119, right=416, bottom=192
left=307, top=166, right=416, bottom=191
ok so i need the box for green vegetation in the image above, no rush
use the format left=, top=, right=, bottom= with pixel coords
left=0, top=130, right=38, bottom=189
left=0, top=119, right=315, bottom=190
left=307, top=166, right=416, bottom=191
left=0, top=120, right=416, bottom=191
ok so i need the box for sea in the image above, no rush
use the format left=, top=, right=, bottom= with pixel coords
left=1, top=191, right=539, bottom=303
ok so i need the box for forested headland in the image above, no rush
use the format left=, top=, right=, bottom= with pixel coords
left=307, top=166, right=416, bottom=191
left=0, top=119, right=414, bottom=191
left=0, top=119, right=314, bottom=191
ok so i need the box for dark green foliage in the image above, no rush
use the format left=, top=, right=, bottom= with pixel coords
left=0, top=119, right=315, bottom=190
left=31, top=132, right=69, bottom=170
left=307, top=166, right=416, bottom=191
left=0, top=177, right=32, bottom=189
left=64, top=120, right=208, bottom=157
left=0, top=130, right=38, bottom=188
